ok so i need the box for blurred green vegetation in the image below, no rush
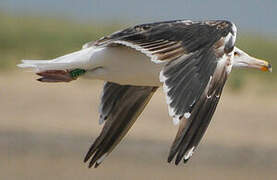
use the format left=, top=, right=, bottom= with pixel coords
left=0, top=13, right=119, bottom=69
left=0, top=13, right=276, bottom=89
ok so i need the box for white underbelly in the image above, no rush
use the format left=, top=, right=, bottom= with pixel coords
left=83, top=46, right=165, bottom=86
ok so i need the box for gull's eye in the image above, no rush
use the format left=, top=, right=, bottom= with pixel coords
left=234, top=51, right=239, bottom=56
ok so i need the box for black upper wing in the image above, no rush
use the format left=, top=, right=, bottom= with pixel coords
left=84, top=20, right=236, bottom=63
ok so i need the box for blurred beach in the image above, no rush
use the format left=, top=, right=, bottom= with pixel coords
left=0, top=71, right=276, bottom=180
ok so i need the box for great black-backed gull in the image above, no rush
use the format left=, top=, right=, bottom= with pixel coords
left=18, top=19, right=272, bottom=168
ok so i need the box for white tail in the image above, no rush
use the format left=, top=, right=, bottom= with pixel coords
left=17, top=47, right=97, bottom=72
left=17, top=60, right=52, bottom=69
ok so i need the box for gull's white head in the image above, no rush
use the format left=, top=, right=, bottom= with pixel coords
left=232, top=47, right=272, bottom=72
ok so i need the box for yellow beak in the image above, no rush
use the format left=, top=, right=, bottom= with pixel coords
left=248, top=57, right=272, bottom=72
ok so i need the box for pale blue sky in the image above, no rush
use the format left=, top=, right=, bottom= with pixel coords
left=1, top=0, right=276, bottom=34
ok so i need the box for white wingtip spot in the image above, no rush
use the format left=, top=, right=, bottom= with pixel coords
left=173, top=116, right=180, bottom=125
left=184, top=146, right=195, bottom=160
left=184, top=112, right=191, bottom=119
left=96, top=153, right=107, bottom=164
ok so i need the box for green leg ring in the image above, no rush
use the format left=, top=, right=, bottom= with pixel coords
left=70, top=69, right=86, bottom=79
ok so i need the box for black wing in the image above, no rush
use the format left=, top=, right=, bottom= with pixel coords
left=84, top=20, right=236, bottom=63
left=83, top=20, right=237, bottom=166
left=158, top=21, right=236, bottom=164
left=84, top=82, right=157, bottom=168
left=166, top=62, right=228, bottom=165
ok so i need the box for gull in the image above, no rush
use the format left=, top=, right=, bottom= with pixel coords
left=18, top=19, right=272, bottom=168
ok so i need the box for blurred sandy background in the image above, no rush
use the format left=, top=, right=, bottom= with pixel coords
left=0, top=1, right=277, bottom=179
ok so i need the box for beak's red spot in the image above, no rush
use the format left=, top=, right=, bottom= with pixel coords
left=261, top=66, right=268, bottom=72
